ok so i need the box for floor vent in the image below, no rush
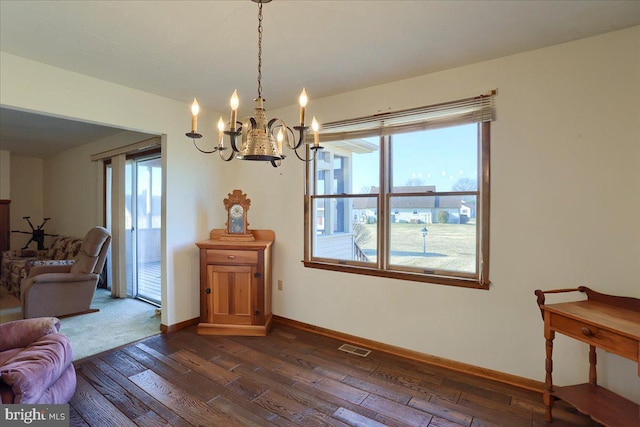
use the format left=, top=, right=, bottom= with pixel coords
left=338, top=343, right=371, bottom=357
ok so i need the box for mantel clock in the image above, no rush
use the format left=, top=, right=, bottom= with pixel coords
left=221, top=189, right=254, bottom=241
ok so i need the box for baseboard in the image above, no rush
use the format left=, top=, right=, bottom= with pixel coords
left=161, top=316, right=199, bottom=334
left=272, top=315, right=544, bottom=394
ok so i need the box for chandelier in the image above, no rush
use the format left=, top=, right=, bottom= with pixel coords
left=186, top=0, right=322, bottom=167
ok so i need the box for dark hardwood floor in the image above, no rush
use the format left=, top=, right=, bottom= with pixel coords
left=70, top=323, right=600, bottom=427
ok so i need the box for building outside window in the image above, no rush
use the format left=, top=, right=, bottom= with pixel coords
left=304, top=92, right=495, bottom=288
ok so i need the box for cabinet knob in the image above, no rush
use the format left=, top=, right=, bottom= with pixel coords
left=228, top=255, right=236, bottom=259
left=205, top=288, right=211, bottom=294
left=580, top=326, right=593, bottom=337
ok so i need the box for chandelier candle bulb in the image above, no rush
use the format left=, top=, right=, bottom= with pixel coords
left=230, top=90, right=239, bottom=131
left=217, top=116, right=225, bottom=148
left=299, top=88, right=308, bottom=125
left=191, top=98, right=200, bottom=133
left=312, top=117, right=319, bottom=147
left=277, top=129, right=284, bottom=154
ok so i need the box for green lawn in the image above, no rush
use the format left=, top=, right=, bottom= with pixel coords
left=357, top=221, right=477, bottom=273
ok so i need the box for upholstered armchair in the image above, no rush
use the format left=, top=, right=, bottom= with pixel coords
left=20, top=226, right=111, bottom=319
left=0, top=317, right=76, bottom=404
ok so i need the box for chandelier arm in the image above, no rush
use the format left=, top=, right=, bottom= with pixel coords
left=191, top=139, right=219, bottom=154
left=225, top=123, right=243, bottom=152
left=285, top=126, right=296, bottom=149
left=293, top=146, right=315, bottom=162
left=291, top=126, right=308, bottom=150
left=226, top=132, right=239, bottom=152
left=270, top=152, right=285, bottom=168
left=267, top=118, right=290, bottom=150
left=218, top=147, right=235, bottom=162
left=267, top=118, right=289, bottom=136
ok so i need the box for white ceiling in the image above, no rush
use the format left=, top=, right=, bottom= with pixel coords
left=1, top=0, right=639, bottom=158
left=0, top=108, right=126, bottom=158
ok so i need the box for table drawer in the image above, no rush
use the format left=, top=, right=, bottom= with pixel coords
left=206, top=249, right=258, bottom=265
left=550, top=313, right=638, bottom=361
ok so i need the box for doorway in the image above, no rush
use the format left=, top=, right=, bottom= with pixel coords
left=105, top=151, right=162, bottom=306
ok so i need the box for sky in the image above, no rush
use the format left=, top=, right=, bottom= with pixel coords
left=351, top=123, right=478, bottom=194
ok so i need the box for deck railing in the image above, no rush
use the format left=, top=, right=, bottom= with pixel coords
left=354, top=242, right=369, bottom=262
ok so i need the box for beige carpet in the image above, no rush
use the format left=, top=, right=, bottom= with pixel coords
left=60, top=289, right=161, bottom=360
left=0, top=287, right=161, bottom=361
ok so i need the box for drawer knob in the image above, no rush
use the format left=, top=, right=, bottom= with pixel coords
left=228, top=255, right=236, bottom=259
left=580, top=327, right=593, bottom=337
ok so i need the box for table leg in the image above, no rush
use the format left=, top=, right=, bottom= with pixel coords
left=543, top=313, right=555, bottom=423
left=589, top=345, right=597, bottom=385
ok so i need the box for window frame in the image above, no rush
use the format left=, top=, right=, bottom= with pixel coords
left=303, top=95, right=492, bottom=290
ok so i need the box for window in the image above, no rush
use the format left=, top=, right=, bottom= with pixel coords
left=304, top=92, right=495, bottom=288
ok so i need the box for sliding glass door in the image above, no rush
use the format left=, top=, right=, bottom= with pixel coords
left=105, top=153, right=161, bottom=305
left=126, top=156, right=162, bottom=305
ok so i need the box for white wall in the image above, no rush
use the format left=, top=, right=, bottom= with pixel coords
left=0, top=51, right=230, bottom=327
left=8, top=156, right=44, bottom=250
left=1, top=25, right=638, bottom=403
left=235, top=26, right=640, bottom=403
left=43, top=130, right=155, bottom=237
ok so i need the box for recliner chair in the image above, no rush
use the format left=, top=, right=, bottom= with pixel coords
left=20, top=226, right=111, bottom=319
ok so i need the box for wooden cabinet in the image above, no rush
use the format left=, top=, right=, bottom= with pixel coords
left=196, top=229, right=274, bottom=336
left=535, top=287, right=640, bottom=427
left=0, top=200, right=10, bottom=253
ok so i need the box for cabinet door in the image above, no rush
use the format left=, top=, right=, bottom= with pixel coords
left=206, top=264, right=256, bottom=325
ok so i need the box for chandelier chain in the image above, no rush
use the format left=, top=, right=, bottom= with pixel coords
left=257, top=1, right=263, bottom=99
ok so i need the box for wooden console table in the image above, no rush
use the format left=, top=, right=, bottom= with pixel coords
left=534, top=287, right=640, bottom=427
